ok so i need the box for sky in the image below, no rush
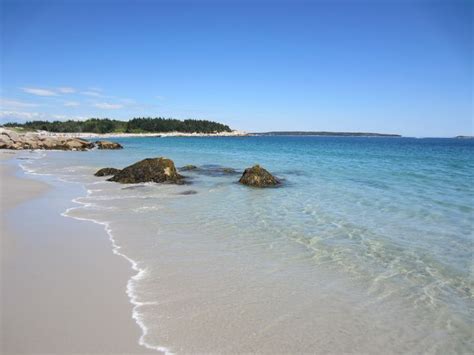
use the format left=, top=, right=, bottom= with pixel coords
left=0, top=0, right=472, bottom=137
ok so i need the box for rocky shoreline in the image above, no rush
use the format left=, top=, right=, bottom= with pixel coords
left=1, top=128, right=280, bottom=188
left=0, top=129, right=122, bottom=151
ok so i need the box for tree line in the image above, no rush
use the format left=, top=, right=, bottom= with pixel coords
left=3, top=117, right=232, bottom=134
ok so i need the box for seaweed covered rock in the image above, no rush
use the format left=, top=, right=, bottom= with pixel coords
left=94, top=167, right=121, bottom=177
left=180, top=165, right=197, bottom=171
left=239, top=165, right=280, bottom=188
left=108, top=157, right=183, bottom=184
left=95, top=140, right=123, bottom=150
left=221, top=167, right=237, bottom=174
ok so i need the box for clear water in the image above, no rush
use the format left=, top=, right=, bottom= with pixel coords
left=20, top=136, right=474, bottom=353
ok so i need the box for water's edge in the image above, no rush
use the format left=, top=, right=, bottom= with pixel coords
left=17, top=152, right=168, bottom=354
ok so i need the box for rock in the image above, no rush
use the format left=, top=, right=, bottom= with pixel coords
left=108, top=157, right=183, bottom=184
left=0, top=128, right=20, bottom=142
left=0, top=129, right=96, bottom=151
left=180, top=165, right=197, bottom=171
left=95, top=140, right=123, bottom=149
left=221, top=167, right=237, bottom=174
left=238, top=165, right=280, bottom=188
left=22, top=139, right=41, bottom=149
left=0, top=134, right=14, bottom=149
left=39, top=137, right=61, bottom=149
left=63, top=138, right=94, bottom=151
left=94, top=167, right=121, bottom=177
left=178, top=190, right=198, bottom=195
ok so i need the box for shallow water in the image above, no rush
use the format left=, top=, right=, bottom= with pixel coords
left=19, top=136, right=474, bottom=353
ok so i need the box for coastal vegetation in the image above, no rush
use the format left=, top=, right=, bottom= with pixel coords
left=2, top=117, right=232, bottom=134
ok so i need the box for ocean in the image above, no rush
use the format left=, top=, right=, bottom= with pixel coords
left=19, top=136, right=473, bottom=353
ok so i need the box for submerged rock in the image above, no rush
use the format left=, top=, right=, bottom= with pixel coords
left=108, top=157, right=183, bottom=184
left=94, top=167, right=121, bottom=177
left=180, top=164, right=198, bottom=171
left=178, top=190, right=198, bottom=195
left=95, top=140, right=123, bottom=149
left=238, top=165, right=280, bottom=188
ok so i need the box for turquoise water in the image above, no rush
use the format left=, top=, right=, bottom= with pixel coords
left=21, top=136, right=473, bottom=353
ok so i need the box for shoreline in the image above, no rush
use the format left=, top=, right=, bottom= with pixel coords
left=0, top=151, right=155, bottom=354
left=34, top=130, right=248, bottom=139
left=62, top=191, right=171, bottom=354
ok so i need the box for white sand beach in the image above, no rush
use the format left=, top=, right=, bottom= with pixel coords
left=0, top=151, right=154, bottom=354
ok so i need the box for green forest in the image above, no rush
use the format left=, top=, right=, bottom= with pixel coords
left=3, top=117, right=232, bottom=134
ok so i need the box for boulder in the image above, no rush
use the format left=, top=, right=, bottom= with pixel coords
left=0, top=128, right=20, bottom=142
left=180, top=165, right=197, bottom=171
left=238, top=165, right=280, bottom=188
left=0, top=129, right=96, bottom=151
left=94, top=167, right=121, bottom=177
left=95, top=140, right=123, bottom=149
left=221, top=167, right=237, bottom=174
left=63, top=138, right=94, bottom=151
left=0, top=134, right=14, bottom=149
left=108, top=157, right=183, bottom=184
left=22, top=139, right=41, bottom=149
left=39, top=137, right=61, bottom=149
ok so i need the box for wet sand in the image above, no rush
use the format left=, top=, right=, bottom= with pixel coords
left=0, top=151, right=154, bottom=354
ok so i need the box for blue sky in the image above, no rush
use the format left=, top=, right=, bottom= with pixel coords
left=1, top=0, right=472, bottom=137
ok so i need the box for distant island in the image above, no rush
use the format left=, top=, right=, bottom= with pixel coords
left=251, top=131, right=402, bottom=137
left=2, top=117, right=232, bottom=134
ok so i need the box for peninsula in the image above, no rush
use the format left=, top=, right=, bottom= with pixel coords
left=252, top=131, right=402, bottom=137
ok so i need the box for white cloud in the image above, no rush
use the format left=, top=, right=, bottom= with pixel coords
left=57, top=87, right=76, bottom=93
left=64, top=101, right=80, bottom=107
left=156, top=95, right=166, bottom=100
left=52, top=114, right=88, bottom=121
left=22, top=87, right=58, bottom=96
left=81, top=91, right=102, bottom=97
left=0, top=110, right=46, bottom=121
left=0, top=98, right=39, bottom=108
left=94, top=102, right=123, bottom=109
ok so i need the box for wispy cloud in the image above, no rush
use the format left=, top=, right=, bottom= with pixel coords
left=120, top=98, right=136, bottom=104
left=0, top=110, right=46, bottom=121
left=156, top=95, right=166, bottom=100
left=22, top=87, right=58, bottom=96
left=0, top=98, right=39, bottom=108
left=57, top=87, right=76, bottom=93
left=81, top=91, right=102, bottom=97
left=0, top=110, right=91, bottom=123
left=94, top=102, right=123, bottom=109
left=64, top=101, right=80, bottom=107
left=52, top=114, right=88, bottom=120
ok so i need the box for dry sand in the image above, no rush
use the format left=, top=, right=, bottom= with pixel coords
left=0, top=151, right=154, bottom=354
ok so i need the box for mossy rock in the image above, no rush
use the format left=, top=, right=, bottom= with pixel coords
left=221, top=167, right=237, bottom=174
left=238, top=165, right=280, bottom=188
left=180, top=165, right=198, bottom=171
left=95, top=140, right=123, bottom=149
left=94, top=167, right=121, bottom=177
left=107, top=157, right=183, bottom=184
